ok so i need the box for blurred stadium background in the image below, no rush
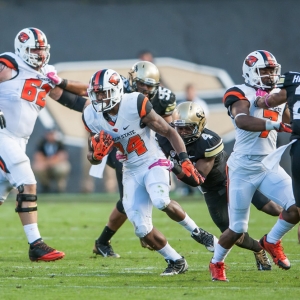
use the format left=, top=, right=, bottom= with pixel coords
left=0, top=0, right=297, bottom=192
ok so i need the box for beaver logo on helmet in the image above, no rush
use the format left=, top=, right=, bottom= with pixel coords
left=245, top=55, right=258, bottom=67
left=18, top=32, right=30, bottom=43
left=108, top=73, right=120, bottom=86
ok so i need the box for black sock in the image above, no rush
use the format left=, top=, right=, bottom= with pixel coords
left=97, top=226, right=116, bottom=245
left=235, top=232, right=261, bottom=252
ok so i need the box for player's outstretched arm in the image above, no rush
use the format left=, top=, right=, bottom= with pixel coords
left=255, top=89, right=287, bottom=109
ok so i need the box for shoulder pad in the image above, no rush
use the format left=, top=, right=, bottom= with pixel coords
left=0, top=54, right=18, bottom=71
left=223, top=86, right=246, bottom=108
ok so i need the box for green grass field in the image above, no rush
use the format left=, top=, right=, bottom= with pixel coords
left=0, top=192, right=300, bottom=300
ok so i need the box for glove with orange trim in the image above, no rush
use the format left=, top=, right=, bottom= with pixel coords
left=179, top=152, right=205, bottom=185
left=91, top=130, right=114, bottom=161
left=265, top=120, right=292, bottom=133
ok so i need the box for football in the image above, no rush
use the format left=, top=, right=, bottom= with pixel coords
left=90, top=133, right=100, bottom=149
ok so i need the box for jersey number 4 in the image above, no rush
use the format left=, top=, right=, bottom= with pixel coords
left=259, top=110, right=279, bottom=138
left=114, top=135, right=147, bottom=156
left=21, top=79, right=52, bottom=108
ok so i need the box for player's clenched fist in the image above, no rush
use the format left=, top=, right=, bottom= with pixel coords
left=91, top=130, right=114, bottom=161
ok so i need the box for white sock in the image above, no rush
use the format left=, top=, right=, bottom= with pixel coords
left=23, top=223, right=41, bottom=244
left=178, top=213, right=198, bottom=233
left=211, top=243, right=231, bottom=263
left=267, top=217, right=295, bottom=244
left=157, top=242, right=182, bottom=261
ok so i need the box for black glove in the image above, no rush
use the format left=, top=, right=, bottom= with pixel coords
left=0, top=110, right=6, bottom=129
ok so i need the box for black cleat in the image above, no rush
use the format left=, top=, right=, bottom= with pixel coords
left=160, top=257, right=188, bottom=276
left=191, top=227, right=218, bottom=252
left=29, top=238, right=65, bottom=262
left=93, top=240, right=120, bottom=258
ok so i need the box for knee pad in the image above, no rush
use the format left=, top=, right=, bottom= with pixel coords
left=116, top=199, right=126, bottom=215
left=152, top=196, right=171, bottom=211
left=127, top=210, right=153, bottom=238
left=229, top=220, right=247, bottom=233
left=15, top=193, right=37, bottom=213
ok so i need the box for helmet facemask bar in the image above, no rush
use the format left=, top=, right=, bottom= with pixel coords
left=173, top=120, right=201, bottom=145
left=25, top=45, right=50, bottom=68
left=254, top=65, right=281, bottom=89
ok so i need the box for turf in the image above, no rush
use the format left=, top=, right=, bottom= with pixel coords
left=0, top=192, right=299, bottom=300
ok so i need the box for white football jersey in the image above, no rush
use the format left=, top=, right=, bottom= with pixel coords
left=224, top=84, right=285, bottom=155
left=83, top=92, right=165, bottom=169
left=0, top=52, right=55, bottom=138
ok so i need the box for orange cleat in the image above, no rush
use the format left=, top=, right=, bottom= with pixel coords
left=209, top=261, right=229, bottom=282
left=29, top=239, right=65, bottom=262
left=259, top=234, right=290, bottom=270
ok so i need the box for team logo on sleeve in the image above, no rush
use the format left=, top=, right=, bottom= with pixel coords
left=245, top=55, right=258, bottom=67
left=170, top=150, right=176, bottom=157
left=108, top=73, right=120, bottom=86
left=18, top=32, right=30, bottom=43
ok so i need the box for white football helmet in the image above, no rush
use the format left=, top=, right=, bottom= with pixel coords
left=14, top=27, right=50, bottom=68
left=172, top=102, right=206, bottom=145
left=87, top=69, right=123, bottom=113
left=128, top=61, right=160, bottom=99
left=242, top=50, right=281, bottom=89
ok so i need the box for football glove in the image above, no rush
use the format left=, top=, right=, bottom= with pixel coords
left=91, top=130, right=114, bottom=161
left=181, top=160, right=205, bottom=185
left=47, top=71, right=63, bottom=85
left=0, top=110, right=6, bottom=129
left=255, top=89, right=268, bottom=98
left=139, top=238, right=155, bottom=251
left=276, top=122, right=292, bottom=133
left=265, top=120, right=292, bottom=133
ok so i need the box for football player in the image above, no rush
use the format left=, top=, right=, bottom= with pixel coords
left=48, top=61, right=218, bottom=257
left=82, top=68, right=214, bottom=275
left=157, top=101, right=283, bottom=271
left=0, top=27, right=87, bottom=262
left=209, top=50, right=299, bottom=281
left=255, top=71, right=300, bottom=243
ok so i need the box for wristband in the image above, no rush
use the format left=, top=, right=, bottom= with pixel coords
left=264, top=94, right=271, bottom=108
left=57, top=79, right=68, bottom=89
left=178, top=152, right=189, bottom=162
left=265, top=120, right=280, bottom=131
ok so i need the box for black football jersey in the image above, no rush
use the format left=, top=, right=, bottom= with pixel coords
left=277, top=72, right=300, bottom=139
left=157, top=128, right=227, bottom=190
left=150, top=86, right=176, bottom=117
left=122, top=75, right=176, bottom=117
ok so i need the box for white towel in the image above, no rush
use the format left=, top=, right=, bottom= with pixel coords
left=89, top=155, right=108, bottom=178
left=261, top=139, right=296, bottom=170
